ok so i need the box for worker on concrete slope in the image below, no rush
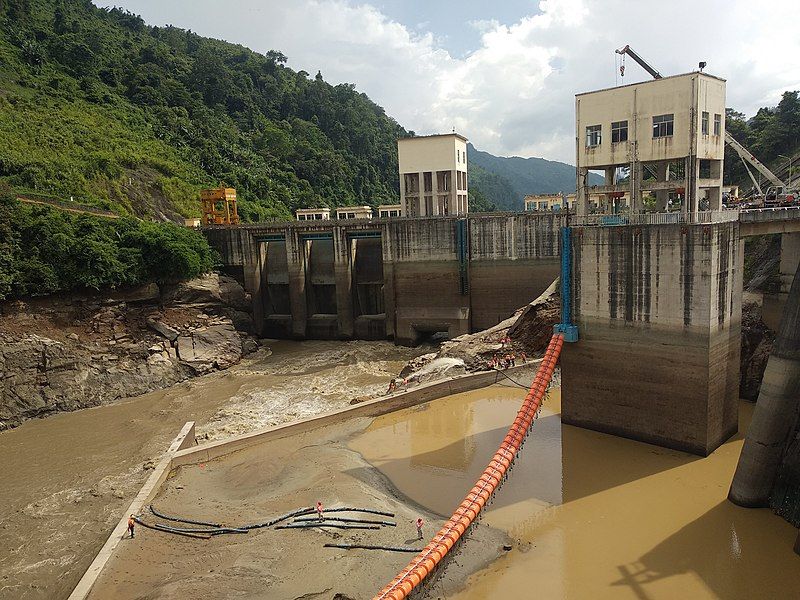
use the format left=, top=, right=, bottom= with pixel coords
left=415, top=517, right=424, bottom=540
left=127, top=515, right=135, bottom=539
left=316, top=501, right=324, bottom=522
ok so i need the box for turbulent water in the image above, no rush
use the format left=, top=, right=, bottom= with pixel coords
left=0, top=340, right=422, bottom=600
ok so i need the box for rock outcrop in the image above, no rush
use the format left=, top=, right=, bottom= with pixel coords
left=740, top=300, right=776, bottom=400
left=0, top=273, right=256, bottom=430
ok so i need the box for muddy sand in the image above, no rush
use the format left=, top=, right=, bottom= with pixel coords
left=87, top=417, right=509, bottom=600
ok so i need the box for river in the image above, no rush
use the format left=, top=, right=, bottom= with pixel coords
left=350, top=385, right=800, bottom=599
left=2, top=341, right=798, bottom=599
left=0, top=340, right=422, bottom=600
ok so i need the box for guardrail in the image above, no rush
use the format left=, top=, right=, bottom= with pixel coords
left=571, top=209, right=740, bottom=227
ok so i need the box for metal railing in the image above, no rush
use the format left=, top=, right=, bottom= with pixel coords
left=571, top=209, right=740, bottom=227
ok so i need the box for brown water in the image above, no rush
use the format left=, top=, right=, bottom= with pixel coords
left=350, top=385, right=800, bottom=600
left=0, top=340, right=420, bottom=600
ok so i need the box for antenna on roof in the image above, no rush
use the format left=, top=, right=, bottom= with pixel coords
left=452, top=126, right=455, bottom=133
left=698, top=61, right=707, bottom=72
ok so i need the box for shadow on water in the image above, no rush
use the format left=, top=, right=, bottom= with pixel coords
left=613, top=500, right=800, bottom=600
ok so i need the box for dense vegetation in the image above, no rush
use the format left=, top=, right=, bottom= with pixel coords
left=0, top=0, right=408, bottom=221
left=0, top=182, right=217, bottom=300
left=724, top=92, right=800, bottom=189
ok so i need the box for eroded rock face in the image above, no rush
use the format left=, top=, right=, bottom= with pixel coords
left=176, top=323, right=243, bottom=374
left=0, top=273, right=254, bottom=430
left=740, top=301, right=776, bottom=401
left=0, top=334, right=186, bottom=430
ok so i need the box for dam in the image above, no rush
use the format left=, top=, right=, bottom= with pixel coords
left=204, top=212, right=563, bottom=345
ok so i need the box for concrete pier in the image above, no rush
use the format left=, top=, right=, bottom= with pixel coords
left=561, top=221, right=743, bottom=456
left=729, top=260, right=800, bottom=507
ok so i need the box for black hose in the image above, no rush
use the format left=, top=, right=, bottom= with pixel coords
left=323, top=507, right=395, bottom=518
left=276, top=523, right=381, bottom=530
left=293, top=516, right=396, bottom=527
left=150, top=504, right=222, bottom=528
left=133, top=517, right=211, bottom=539
left=324, top=543, right=422, bottom=553
left=241, top=507, right=316, bottom=530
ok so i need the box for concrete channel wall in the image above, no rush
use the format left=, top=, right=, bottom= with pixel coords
left=203, top=213, right=563, bottom=344
left=68, top=422, right=197, bottom=600
left=561, top=221, right=743, bottom=456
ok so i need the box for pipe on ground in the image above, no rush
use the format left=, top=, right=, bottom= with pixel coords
left=730, top=261, right=800, bottom=507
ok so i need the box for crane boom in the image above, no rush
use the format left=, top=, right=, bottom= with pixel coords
left=615, top=45, right=662, bottom=79
left=615, top=44, right=787, bottom=192
left=724, top=133, right=783, bottom=188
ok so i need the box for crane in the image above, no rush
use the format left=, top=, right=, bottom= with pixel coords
left=615, top=44, right=794, bottom=204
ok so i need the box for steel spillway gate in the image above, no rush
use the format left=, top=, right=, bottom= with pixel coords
left=372, top=333, right=565, bottom=600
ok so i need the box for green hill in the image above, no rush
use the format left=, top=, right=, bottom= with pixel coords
left=467, top=143, right=603, bottom=210
left=0, top=0, right=408, bottom=222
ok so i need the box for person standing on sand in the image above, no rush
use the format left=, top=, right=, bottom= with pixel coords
left=415, top=517, right=424, bottom=540
left=127, top=515, right=135, bottom=539
left=316, top=501, right=324, bottom=522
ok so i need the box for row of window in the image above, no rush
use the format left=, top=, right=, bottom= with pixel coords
left=701, top=111, right=722, bottom=136
left=585, top=111, right=722, bottom=147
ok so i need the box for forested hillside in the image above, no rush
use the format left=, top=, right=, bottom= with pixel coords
left=467, top=144, right=603, bottom=210
left=0, top=0, right=408, bottom=221
left=724, top=92, right=800, bottom=189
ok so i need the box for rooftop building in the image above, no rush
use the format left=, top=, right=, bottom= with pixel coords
left=398, top=133, right=469, bottom=217
left=575, top=72, right=725, bottom=214
left=295, top=208, right=331, bottom=221
left=335, top=206, right=373, bottom=219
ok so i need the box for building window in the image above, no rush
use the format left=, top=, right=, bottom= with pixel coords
left=652, top=114, right=674, bottom=138
left=586, top=125, right=602, bottom=147
left=701, top=111, right=709, bottom=135
left=714, top=113, right=721, bottom=136
left=611, top=120, right=628, bottom=143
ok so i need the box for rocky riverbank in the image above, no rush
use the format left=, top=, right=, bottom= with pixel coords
left=0, top=273, right=258, bottom=431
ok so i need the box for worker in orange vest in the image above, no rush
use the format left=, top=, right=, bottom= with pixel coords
left=127, top=515, right=135, bottom=539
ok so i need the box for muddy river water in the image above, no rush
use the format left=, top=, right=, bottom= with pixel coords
left=350, top=386, right=800, bottom=600
left=1, top=340, right=798, bottom=599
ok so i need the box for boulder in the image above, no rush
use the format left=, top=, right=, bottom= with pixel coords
left=146, top=318, right=179, bottom=342
left=162, top=273, right=222, bottom=307
left=176, top=323, right=242, bottom=374
left=218, top=275, right=252, bottom=311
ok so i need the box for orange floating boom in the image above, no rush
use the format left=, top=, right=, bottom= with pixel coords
left=373, top=333, right=565, bottom=600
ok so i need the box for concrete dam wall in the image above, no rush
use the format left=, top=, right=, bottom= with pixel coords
left=204, top=213, right=564, bottom=345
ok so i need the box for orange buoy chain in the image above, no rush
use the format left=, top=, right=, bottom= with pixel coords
left=373, top=333, right=564, bottom=600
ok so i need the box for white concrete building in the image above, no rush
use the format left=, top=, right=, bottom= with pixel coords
left=575, top=72, right=726, bottom=215
left=295, top=208, right=331, bottom=221
left=335, top=206, right=372, bottom=219
left=398, top=133, right=469, bottom=217
left=377, top=204, right=402, bottom=218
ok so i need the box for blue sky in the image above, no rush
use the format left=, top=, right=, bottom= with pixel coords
left=93, top=1, right=800, bottom=163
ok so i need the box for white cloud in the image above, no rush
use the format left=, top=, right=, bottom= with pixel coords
left=95, top=0, right=800, bottom=163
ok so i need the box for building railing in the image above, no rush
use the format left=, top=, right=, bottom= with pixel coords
left=571, top=209, right=740, bottom=227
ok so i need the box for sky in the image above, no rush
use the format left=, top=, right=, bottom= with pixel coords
left=93, top=0, right=800, bottom=163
